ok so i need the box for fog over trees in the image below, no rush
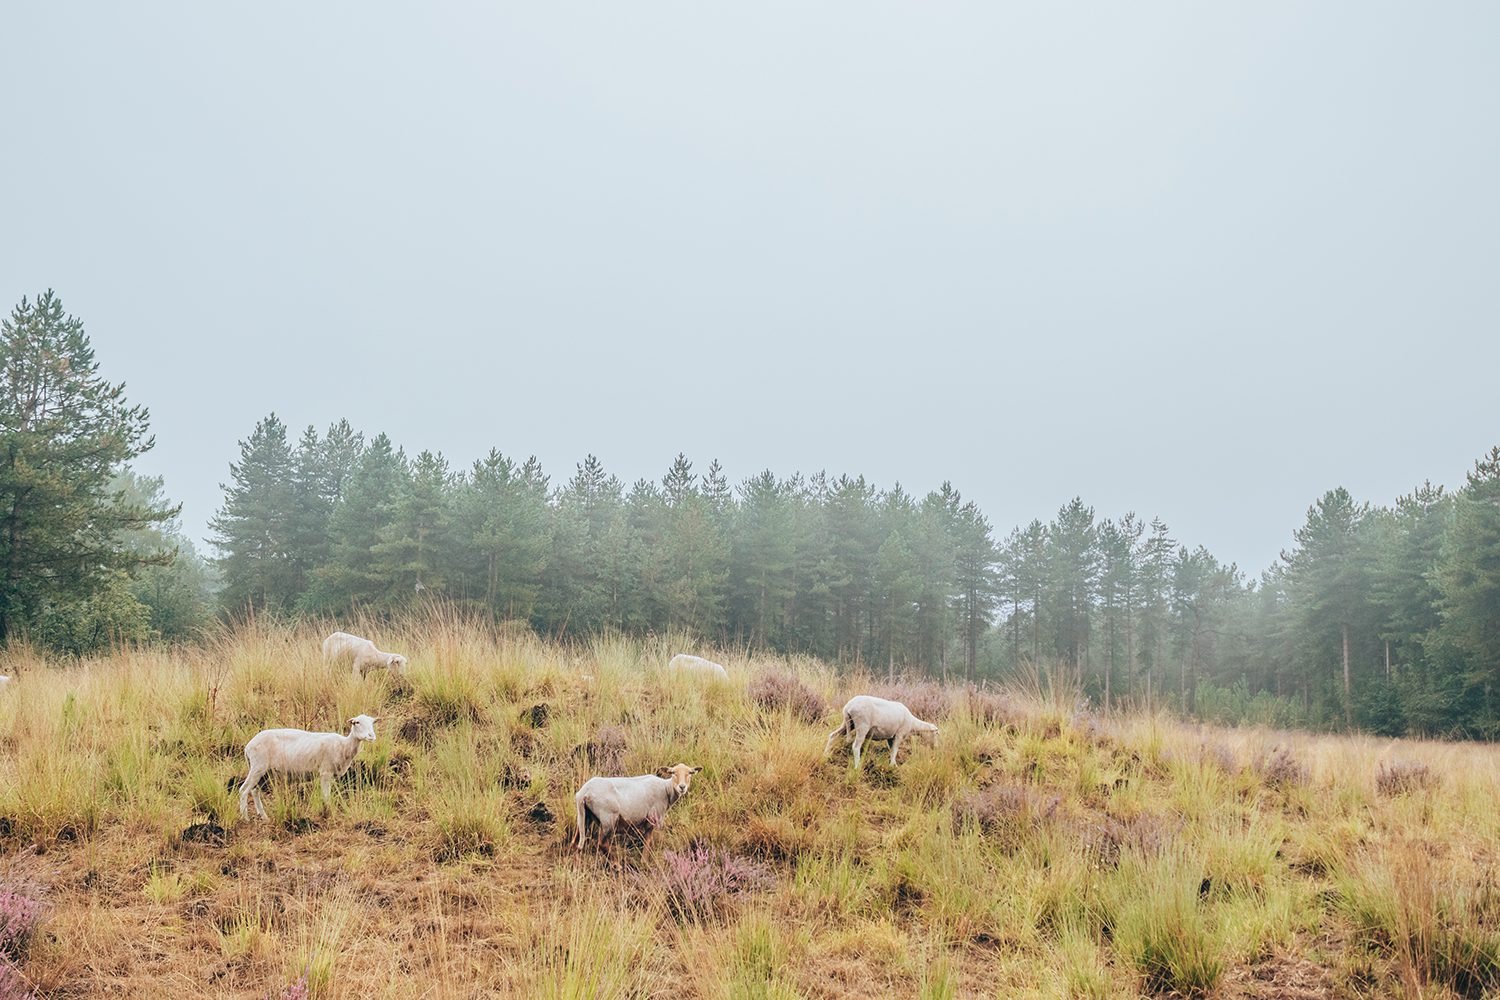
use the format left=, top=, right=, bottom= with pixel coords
left=6, top=292, right=1500, bottom=738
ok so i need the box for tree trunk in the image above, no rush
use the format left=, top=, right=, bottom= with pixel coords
left=1350, top=626, right=1362, bottom=728
left=1385, top=639, right=1391, bottom=680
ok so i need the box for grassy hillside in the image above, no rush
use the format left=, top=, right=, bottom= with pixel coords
left=1, top=617, right=1498, bottom=999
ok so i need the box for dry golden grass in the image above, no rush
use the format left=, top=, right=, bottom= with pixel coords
left=2, top=614, right=1500, bottom=998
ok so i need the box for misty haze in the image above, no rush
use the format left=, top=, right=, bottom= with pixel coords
left=2, top=4, right=1498, bottom=998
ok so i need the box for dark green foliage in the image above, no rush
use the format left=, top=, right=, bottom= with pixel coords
left=0, top=291, right=176, bottom=646
left=114, top=470, right=214, bottom=641
left=201, top=403, right=1500, bottom=737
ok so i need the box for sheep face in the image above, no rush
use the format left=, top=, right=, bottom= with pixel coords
left=387, top=654, right=408, bottom=674
left=348, top=715, right=379, bottom=741
left=656, top=763, right=703, bottom=800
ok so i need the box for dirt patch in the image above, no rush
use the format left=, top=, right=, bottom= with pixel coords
left=1219, top=950, right=1350, bottom=999
left=178, top=822, right=227, bottom=847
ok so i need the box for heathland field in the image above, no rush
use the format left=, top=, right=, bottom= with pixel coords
left=2, top=618, right=1499, bottom=999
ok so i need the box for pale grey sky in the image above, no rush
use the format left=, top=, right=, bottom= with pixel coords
left=4, top=2, right=1497, bottom=575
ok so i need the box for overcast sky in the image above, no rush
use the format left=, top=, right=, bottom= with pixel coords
left=4, top=3, right=1497, bottom=576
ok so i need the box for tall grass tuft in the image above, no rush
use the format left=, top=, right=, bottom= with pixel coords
left=1106, top=850, right=1224, bottom=995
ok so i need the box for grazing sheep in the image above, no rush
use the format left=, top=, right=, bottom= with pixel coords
left=824, top=695, right=939, bottom=769
left=238, top=715, right=378, bottom=820
left=668, top=653, right=729, bottom=682
left=575, top=763, right=702, bottom=850
left=0, top=674, right=11, bottom=688
left=322, top=631, right=408, bottom=679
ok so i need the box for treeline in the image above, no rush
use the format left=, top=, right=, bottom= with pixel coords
left=993, top=472, right=1500, bottom=739
left=210, top=415, right=1001, bottom=680
left=7, top=292, right=1500, bottom=738
left=210, top=413, right=1500, bottom=739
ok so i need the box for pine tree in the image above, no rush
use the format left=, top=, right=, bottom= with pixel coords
left=305, top=433, right=409, bottom=610
left=456, top=450, right=552, bottom=620
left=1135, top=518, right=1175, bottom=710
left=0, top=292, right=174, bottom=643
left=731, top=471, right=797, bottom=649
left=1435, top=448, right=1500, bottom=734
left=374, top=449, right=455, bottom=599
left=944, top=490, right=998, bottom=684
left=1047, top=498, right=1100, bottom=684
left=210, top=414, right=298, bottom=612
left=1283, top=487, right=1373, bottom=728
left=542, top=455, right=624, bottom=634
left=115, top=470, right=213, bottom=641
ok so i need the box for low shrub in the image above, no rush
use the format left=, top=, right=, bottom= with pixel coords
left=574, top=725, right=628, bottom=775
left=1078, top=814, right=1173, bottom=869
left=0, top=960, right=37, bottom=1000
left=1375, top=759, right=1438, bottom=797
left=952, top=785, right=1059, bottom=849
left=962, top=685, right=1027, bottom=728
left=748, top=669, right=827, bottom=723
left=0, top=885, right=44, bottom=963
left=657, top=845, right=771, bottom=922
left=1197, top=741, right=1238, bottom=775
left=1252, top=745, right=1308, bottom=789
left=877, top=680, right=951, bottom=722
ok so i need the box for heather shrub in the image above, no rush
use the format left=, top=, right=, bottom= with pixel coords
left=1252, top=745, right=1308, bottom=789
left=962, top=685, right=1027, bottom=728
left=1072, top=711, right=1116, bottom=747
left=1375, top=758, right=1438, bottom=797
left=877, top=680, right=951, bottom=722
left=952, top=785, right=1059, bottom=849
left=575, top=724, right=628, bottom=774
left=657, top=845, right=771, bottom=922
left=0, top=886, right=44, bottom=963
left=1078, top=813, right=1173, bottom=869
left=748, top=669, right=827, bottom=723
left=1197, top=741, right=1238, bottom=775
left=0, top=961, right=37, bottom=1000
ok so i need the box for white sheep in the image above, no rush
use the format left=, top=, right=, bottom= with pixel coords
left=575, top=763, right=702, bottom=850
left=322, top=631, right=408, bottom=679
left=238, top=714, right=378, bottom=820
left=824, top=695, right=939, bottom=769
left=667, top=653, right=728, bottom=682
left=0, top=674, right=12, bottom=688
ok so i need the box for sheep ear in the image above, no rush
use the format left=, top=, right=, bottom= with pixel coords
left=690, top=766, right=703, bottom=773
left=655, top=767, right=673, bottom=778
left=348, top=718, right=358, bottom=727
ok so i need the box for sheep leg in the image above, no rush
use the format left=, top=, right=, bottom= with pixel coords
left=320, top=771, right=334, bottom=809
left=240, top=763, right=269, bottom=820
left=890, top=732, right=904, bottom=765
left=824, top=717, right=851, bottom=758
left=575, top=797, right=590, bottom=850
left=851, top=724, right=872, bottom=769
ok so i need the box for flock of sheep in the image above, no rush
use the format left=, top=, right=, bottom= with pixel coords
left=226, top=633, right=942, bottom=848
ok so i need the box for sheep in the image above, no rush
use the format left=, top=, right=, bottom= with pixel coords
left=824, top=695, right=939, bottom=769
left=575, top=763, right=702, bottom=850
left=238, top=714, right=378, bottom=820
left=322, top=630, right=408, bottom=679
left=668, top=653, right=728, bottom=682
left=0, top=674, right=12, bottom=688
